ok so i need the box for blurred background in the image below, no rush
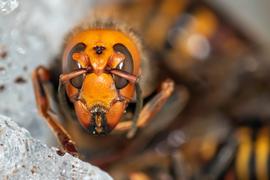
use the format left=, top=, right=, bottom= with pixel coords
left=0, top=0, right=270, bottom=179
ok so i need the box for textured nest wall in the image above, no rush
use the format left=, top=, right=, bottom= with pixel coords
left=0, top=115, right=112, bottom=179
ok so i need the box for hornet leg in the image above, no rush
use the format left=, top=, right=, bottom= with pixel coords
left=32, top=66, right=78, bottom=157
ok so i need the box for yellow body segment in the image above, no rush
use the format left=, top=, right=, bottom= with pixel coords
left=235, top=128, right=252, bottom=180
left=255, top=127, right=269, bottom=180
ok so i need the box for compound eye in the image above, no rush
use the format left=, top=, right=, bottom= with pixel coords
left=113, top=43, right=134, bottom=89
left=65, top=42, right=86, bottom=89
left=70, top=66, right=84, bottom=89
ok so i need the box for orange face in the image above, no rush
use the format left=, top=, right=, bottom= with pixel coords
left=62, top=29, right=141, bottom=135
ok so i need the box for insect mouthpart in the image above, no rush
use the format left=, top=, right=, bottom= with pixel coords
left=88, top=105, right=111, bottom=135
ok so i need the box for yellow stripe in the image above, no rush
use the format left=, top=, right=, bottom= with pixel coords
left=235, top=128, right=252, bottom=180
left=255, top=127, right=269, bottom=180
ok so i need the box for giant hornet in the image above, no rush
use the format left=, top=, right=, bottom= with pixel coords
left=32, top=0, right=262, bottom=177
left=32, top=0, right=188, bottom=165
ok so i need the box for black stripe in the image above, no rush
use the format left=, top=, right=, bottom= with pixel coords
left=249, top=128, right=259, bottom=180
left=249, top=146, right=256, bottom=180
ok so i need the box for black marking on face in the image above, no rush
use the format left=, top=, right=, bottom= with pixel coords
left=88, top=105, right=111, bottom=135
left=65, top=42, right=87, bottom=89
left=112, top=43, right=134, bottom=89
left=93, top=46, right=106, bottom=55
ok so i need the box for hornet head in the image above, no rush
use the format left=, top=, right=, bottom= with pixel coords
left=61, top=29, right=141, bottom=135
